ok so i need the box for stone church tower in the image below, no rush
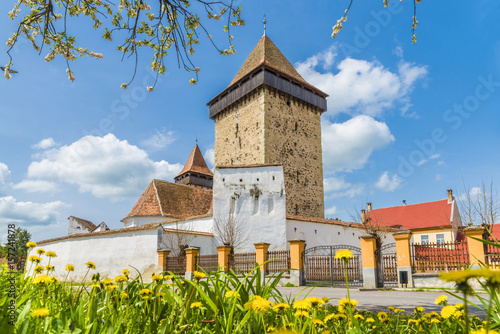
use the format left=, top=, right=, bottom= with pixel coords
left=207, top=35, right=328, bottom=218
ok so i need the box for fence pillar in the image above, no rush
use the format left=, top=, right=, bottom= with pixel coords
left=288, top=239, right=305, bottom=286
left=393, top=231, right=413, bottom=287
left=217, top=246, right=232, bottom=271
left=359, top=236, right=378, bottom=289
left=465, top=226, right=486, bottom=268
left=157, top=249, right=170, bottom=270
left=254, top=242, right=270, bottom=280
left=184, top=247, right=200, bottom=280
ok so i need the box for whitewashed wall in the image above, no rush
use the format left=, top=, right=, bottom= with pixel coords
left=122, top=216, right=170, bottom=228
left=213, top=166, right=288, bottom=252
left=161, top=217, right=217, bottom=255
left=68, top=217, right=92, bottom=235
left=287, top=219, right=396, bottom=249
left=30, top=228, right=161, bottom=282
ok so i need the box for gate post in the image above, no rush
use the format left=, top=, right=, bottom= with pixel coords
left=393, top=231, right=414, bottom=287
left=217, top=245, right=232, bottom=271
left=464, top=226, right=486, bottom=268
left=157, top=249, right=170, bottom=271
left=288, top=239, right=305, bottom=286
left=359, top=236, right=378, bottom=289
left=184, top=247, right=200, bottom=280
left=254, top=242, right=270, bottom=281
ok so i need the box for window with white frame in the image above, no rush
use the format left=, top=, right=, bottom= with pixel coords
left=436, top=234, right=445, bottom=244
left=421, top=235, right=429, bottom=244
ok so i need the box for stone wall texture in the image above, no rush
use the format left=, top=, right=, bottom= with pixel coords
left=214, top=85, right=324, bottom=218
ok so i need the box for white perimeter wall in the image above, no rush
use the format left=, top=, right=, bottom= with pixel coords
left=30, top=229, right=161, bottom=281
left=287, top=219, right=396, bottom=249
left=213, top=166, right=288, bottom=252
left=161, top=217, right=217, bottom=255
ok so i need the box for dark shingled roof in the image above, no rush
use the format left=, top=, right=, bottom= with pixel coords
left=69, top=216, right=97, bottom=231
left=123, top=179, right=213, bottom=220
left=175, top=144, right=213, bottom=179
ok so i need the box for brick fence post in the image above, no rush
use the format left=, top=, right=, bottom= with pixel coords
left=157, top=249, right=170, bottom=271
left=217, top=245, right=232, bottom=271
left=464, top=226, right=486, bottom=268
left=288, top=239, right=305, bottom=286
left=254, top=242, right=270, bottom=280
left=185, top=247, right=200, bottom=280
left=393, top=231, right=413, bottom=287
left=359, top=236, right=378, bottom=289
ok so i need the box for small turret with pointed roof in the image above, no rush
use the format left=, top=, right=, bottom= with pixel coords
left=174, top=144, right=213, bottom=189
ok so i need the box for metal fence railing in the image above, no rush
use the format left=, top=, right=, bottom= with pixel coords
left=165, top=256, right=186, bottom=275
left=196, top=254, right=219, bottom=273
left=266, top=250, right=291, bottom=274
left=228, top=252, right=256, bottom=274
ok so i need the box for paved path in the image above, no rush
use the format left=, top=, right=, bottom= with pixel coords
left=276, top=287, right=486, bottom=317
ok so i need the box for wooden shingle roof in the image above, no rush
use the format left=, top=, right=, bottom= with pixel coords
left=69, top=216, right=96, bottom=231
left=175, top=144, right=213, bottom=179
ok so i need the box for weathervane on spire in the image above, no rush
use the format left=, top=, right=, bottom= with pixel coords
left=195, top=137, right=198, bottom=145
left=263, top=14, right=267, bottom=36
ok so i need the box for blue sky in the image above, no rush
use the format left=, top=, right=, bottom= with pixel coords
left=1, top=0, right=499, bottom=243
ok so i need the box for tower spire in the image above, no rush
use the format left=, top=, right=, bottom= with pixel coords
left=263, top=14, right=267, bottom=36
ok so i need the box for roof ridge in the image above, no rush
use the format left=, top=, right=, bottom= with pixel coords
left=369, top=198, right=449, bottom=211
left=133, top=181, right=153, bottom=216
left=153, top=179, right=165, bottom=216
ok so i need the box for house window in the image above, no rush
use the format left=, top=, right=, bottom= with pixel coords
left=436, top=234, right=445, bottom=244
left=421, top=235, right=429, bottom=244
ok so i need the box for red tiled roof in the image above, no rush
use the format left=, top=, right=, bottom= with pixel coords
left=69, top=216, right=96, bottom=231
left=367, top=199, right=453, bottom=230
left=227, top=35, right=327, bottom=97
left=286, top=215, right=363, bottom=229
left=175, top=144, right=213, bottom=179
left=123, top=179, right=213, bottom=220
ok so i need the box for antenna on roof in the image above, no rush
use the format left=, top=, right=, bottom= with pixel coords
left=263, top=14, right=267, bottom=36
left=402, top=200, right=406, bottom=205
left=195, top=137, right=198, bottom=145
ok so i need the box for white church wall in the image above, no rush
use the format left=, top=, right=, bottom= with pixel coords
left=160, top=231, right=216, bottom=255
left=161, top=217, right=217, bottom=255
left=286, top=219, right=396, bottom=249
left=213, top=166, right=288, bottom=252
left=122, top=216, right=170, bottom=228
left=30, top=229, right=161, bottom=282
left=68, top=217, right=92, bottom=235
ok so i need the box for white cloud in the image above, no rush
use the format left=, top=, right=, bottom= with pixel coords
left=429, top=154, right=441, bottom=160
left=25, top=134, right=183, bottom=201
left=12, top=180, right=58, bottom=193
left=141, top=129, right=176, bottom=151
left=0, top=163, right=10, bottom=185
left=325, top=205, right=338, bottom=216
left=33, top=138, right=57, bottom=150
left=322, top=116, right=395, bottom=174
left=295, top=46, right=427, bottom=117
left=393, top=46, right=404, bottom=58
left=375, top=172, right=403, bottom=192
left=0, top=196, right=68, bottom=226
left=323, top=177, right=364, bottom=198
left=204, top=148, right=215, bottom=168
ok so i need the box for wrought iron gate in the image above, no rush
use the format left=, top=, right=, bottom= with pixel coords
left=376, top=243, right=398, bottom=287
left=303, top=245, right=363, bottom=287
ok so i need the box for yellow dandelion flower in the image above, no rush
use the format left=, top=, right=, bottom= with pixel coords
left=115, top=275, right=127, bottom=283
left=295, top=310, right=309, bottom=318
left=366, top=317, right=375, bottom=323
left=455, top=303, right=464, bottom=310
left=45, top=265, right=54, bottom=271
left=354, top=314, right=364, bottom=320
left=151, top=274, right=164, bottom=281
left=293, top=299, right=312, bottom=310
left=453, top=310, right=462, bottom=318
left=190, top=301, right=203, bottom=309
left=65, top=264, right=75, bottom=271
left=31, top=308, right=49, bottom=318
left=430, top=318, right=441, bottom=324
left=102, top=278, right=113, bottom=285
left=408, top=319, right=420, bottom=325
left=29, top=255, right=42, bottom=263
left=121, top=292, right=129, bottom=299
left=267, top=326, right=277, bottom=332
left=435, top=295, right=448, bottom=305
left=439, top=270, right=481, bottom=284
left=34, top=265, right=44, bottom=274
left=164, top=274, right=173, bottom=280
left=388, top=306, right=394, bottom=311
left=313, top=319, right=325, bottom=326
left=193, top=271, right=206, bottom=280
left=157, top=291, right=166, bottom=297
left=105, top=284, right=118, bottom=292
left=322, top=296, right=329, bottom=303
left=415, top=306, right=425, bottom=313
left=324, top=314, right=335, bottom=322
left=46, top=251, right=57, bottom=258
left=36, top=248, right=45, bottom=255
left=244, top=300, right=253, bottom=310
left=378, top=311, right=388, bottom=320
left=50, top=276, right=59, bottom=283
left=139, top=288, right=152, bottom=295
left=440, top=305, right=456, bottom=319
left=305, top=297, right=325, bottom=307
left=471, top=329, right=499, bottom=334
left=85, top=261, right=96, bottom=269
left=252, top=296, right=272, bottom=313
left=33, top=275, right=51, bottom=285
left=225, top=290, right=240, bottom=298
left=26, top=241, right=37, bottom=248
left=394, top=308, right=404, bottom=314
left=335, top=249, right=353, bottom=260
left=122, top=269, right=130, bottom=276
left=335, top=314, right=347, bottom=320
left=272, top=303, right=290, bottom=312
left=91, top=284, right=100, bottom=289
